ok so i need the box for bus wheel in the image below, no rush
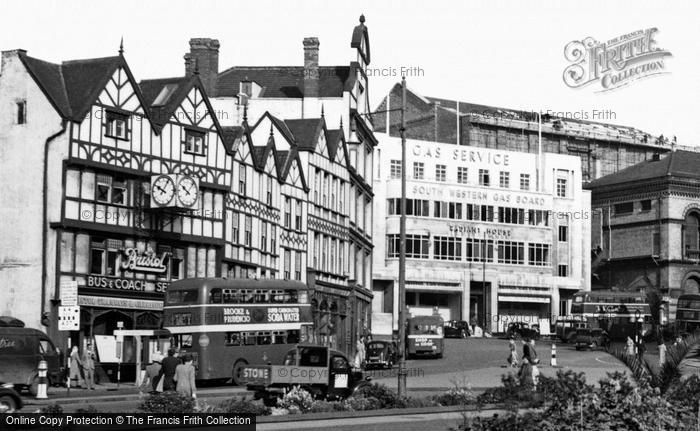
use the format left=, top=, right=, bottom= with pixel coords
left=232, top=360, right=248, bottom=386
left=0, top=396, right=17, bottom=413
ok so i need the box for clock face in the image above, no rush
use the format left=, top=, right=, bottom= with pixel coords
left=177, top=176, right=199, bottom=207
left=152, top=175, right=175, bottom=206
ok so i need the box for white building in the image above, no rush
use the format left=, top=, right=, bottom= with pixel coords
left=372, top=135, right=591, bottom=334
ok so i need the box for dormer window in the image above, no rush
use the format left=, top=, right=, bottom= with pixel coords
left=184, top=129, right=206, bottom=156
left=240, top=81, right=253, bottom=98
left=105, top=111, right=129, bottom=140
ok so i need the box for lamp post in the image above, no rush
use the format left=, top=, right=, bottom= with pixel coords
left=397, top=76, right=408, bottom=397
left=635, top=309, right=642, bottom=359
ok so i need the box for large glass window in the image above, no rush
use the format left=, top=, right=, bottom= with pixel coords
left=387, top=234, right=429, bottom=259
left=387, top=198, right=429, bottom=216
left=434, top=201, right=462, bottom=219
left=497, top=241, right=525, bottom=264
left=498, top=207, right=525, bottom=224
left=433, top=236, right=462, bottom=260
left=465, top=238, right=494, bottom=262
left=528, top=243, right=551, bottom=266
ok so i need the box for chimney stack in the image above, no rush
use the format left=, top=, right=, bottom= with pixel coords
left=303, top=37, right=320, bottom=98
left=184, top=38, right=220, bottom=96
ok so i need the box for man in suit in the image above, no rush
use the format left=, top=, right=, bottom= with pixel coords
left=159, top=349, right=180, bottom=391
left=82, top=343, right=96, bottom=390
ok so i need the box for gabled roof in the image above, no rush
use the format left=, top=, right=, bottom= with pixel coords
left=215, top=66, right=355, bottom=98
left=280, top=147, right=309, bottom=191
left=586, top=150, right=700, bottom=189
left=284, top=118, right=325, bottom=151
left=18, top=52, right=141, bottom=122
left=221, top=126, right=244, bottom=153
left=324, top=128, right=344, bottom=160
left=139, top=76, right=195, bottom=130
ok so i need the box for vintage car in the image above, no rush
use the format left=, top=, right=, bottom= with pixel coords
left=0, top=383, right=23, bottom=413
left=505, top=322, right=540, bottom=340
left=444, top=320, right=471, bottom=339
left=242, top=344, right=371, bottom=406
left=365, top=340, right=397, bottom=369
left=0, top=318, right=64, bottom=394
left=574, top=328, right=610, bottom=350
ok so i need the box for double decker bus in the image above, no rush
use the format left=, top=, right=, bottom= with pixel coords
left=163, top=278, right=313, bottom=385
left=570, top=290, right=651, bottom=341
left=406, top=315, right=444, bottom=359
left=675, top=294, right=700, bottom=333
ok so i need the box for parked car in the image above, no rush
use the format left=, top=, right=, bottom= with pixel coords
left=444, top=320, right=471, bottom=339
left=0, top=383, right=23, bottom=412
left=242, top=344, right=371, bottom=406
left=0, top=322, right=65, bottom=395
left=506, top=322, right=540, bottom=340
left=574, top=328, right=610, bottom=350
left=554, top=317, right=588, bottom=343
left=365, top=340, right=397, bottom=369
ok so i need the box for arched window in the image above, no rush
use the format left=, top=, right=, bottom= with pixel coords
left=684, top=212, right=700, bottom=258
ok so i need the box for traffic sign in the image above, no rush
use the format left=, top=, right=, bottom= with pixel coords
left=58, top=306, right=80, bottom=331
left=60, top=281, right=78, bottom=306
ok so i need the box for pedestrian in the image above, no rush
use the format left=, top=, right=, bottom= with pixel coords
left=174, top=354, right=197, bottom=400
left=520, top=338, right=539, bottom=389
left=625, top=336, right=635, bottom=356
left=674, top=334, right=684, bottom=347
left=159, top=348, right=180, bottom=391
left=508, top=336, right=519, bottom=368
left=82, top=343, right=96, bottom=390
left=69, top=346, right=84, bottom=388
left=658, top=340, right=667, bottom=369
left=142, top=352, right=163, bottom=395
left=355, top=336, right=366, bottom=368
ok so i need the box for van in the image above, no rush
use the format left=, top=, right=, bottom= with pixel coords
left=0, top=325, right=64, bottom=394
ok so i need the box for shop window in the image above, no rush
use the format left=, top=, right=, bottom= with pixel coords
left=105, top=111, right=129, bottom=140
left=184, top=129, right=206, bottom=156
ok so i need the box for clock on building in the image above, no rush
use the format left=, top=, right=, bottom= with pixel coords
left=151, top=174, right=176, bottom=206
left=177, top=175, right=199, bottom=208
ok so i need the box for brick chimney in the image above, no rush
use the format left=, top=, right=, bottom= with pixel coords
left=303, top=37, right=320, bottom=98
left=184, top=38, right=220, bottom=96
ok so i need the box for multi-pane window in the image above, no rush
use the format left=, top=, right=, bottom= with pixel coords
left=89, top=238, right=121, bottom=276
left=558, top=264, right=569, bottom=277
left=528, top=243, right=550, bottom=266
left=260, top=221, right=267, bottom=252
left=271, top=225, right=276, bottom=253
left=434, top=201, right=462, bottom=219
left=479, top=169, right=490, bottom=186
left=105, top=111, right=129, bottom=140
left=294, top=252, right=302, bottom=280
left=498, top=207, right=525, bottom=224
left=435, top=164, right=446, bottom=182
left=284, top=197, right=291, bottom=228
left=641, top=199, right=652, bottom=211
left=614, top=202, right=633, bottom=215
left=16, top=100, right=26, bottom=124
left=457, top=167, right=468, bottom=184
left=390, top=160, right=401, bottom=179
left=232, top=212, right=240, bottom=243
left=527, top=209, right=549, bottom=226
left=413, top=162, right=424, bottom=180
left=556, top=177, right=568, bottom=197
left=386, top=234, right=429, bottom=259
left=95, top=175, right=127, bottom=205
left=499, top=172, right=510, bottom=188
left=558, top=225, right=568, bottom=242
left=465, top=238, right=494, bottom=262
left=322, top=237, right=329, bottom=271
left=323, top=174, right=329, bottom=207
left=433, top=236, right=462, bottom=261
left=184, top=130, right=205, bottom=155
left=497, top=241, right=525, bottom=264
left=466, top=204, right=495, bottom=222
left=339, top=181, right=345, bottom=213
left=520, top=174, right=530, bottom=191
left=283, top=249, right=291, bottom=280
left=244, top=216, right=252, bottom=247
left=387, top=198, right=429, bottom=216
left=238, top=166, right=247, bottom=195
left=295, top=200, right=302, bottom=230
left=266, top=177, right=273, bottom=206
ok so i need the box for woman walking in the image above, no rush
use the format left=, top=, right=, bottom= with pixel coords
left=625, top=336, right=635, bottom=356
left=69, top=346, right=84, bottom=388
left=174, top=354, right=197, bottom=400
left=508, top=336, right=519, bottom=367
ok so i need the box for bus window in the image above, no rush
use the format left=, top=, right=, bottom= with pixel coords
left=287, top=330, right=300, bottom=344
left=209, top=288, right=222, bottom=304
left=257, top=332, right=272, bottom=345
left=272, top=331, right=286, bottom=344
left=225, top=332, right=242, bottom=346
left=283, top=350, right=296, bottom=365
left=167, top=289, right=199, bottom=304
left=243, top=332, right=256, bottom=346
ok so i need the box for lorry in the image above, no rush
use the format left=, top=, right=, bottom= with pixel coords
left=241, top=344, right=371, bottom=406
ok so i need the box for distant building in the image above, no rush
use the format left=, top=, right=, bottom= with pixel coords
left=586, top=150, right=700, bottom=304
left=372, top=134, right=591, bottom=333
left=373, top=85, right=693, bottom=183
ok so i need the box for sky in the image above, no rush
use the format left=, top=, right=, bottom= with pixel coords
left=2, top=0, right=699, bottom=145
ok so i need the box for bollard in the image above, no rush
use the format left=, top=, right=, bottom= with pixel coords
left=550, top=343, right=557, bottom=367
left=36, top=360, right=48, bottom=399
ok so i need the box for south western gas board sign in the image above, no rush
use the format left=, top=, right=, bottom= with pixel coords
left=166, top=305, right=312, bottom=327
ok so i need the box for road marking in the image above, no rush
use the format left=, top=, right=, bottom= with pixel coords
left=594, top=356, right=618, bottom=365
